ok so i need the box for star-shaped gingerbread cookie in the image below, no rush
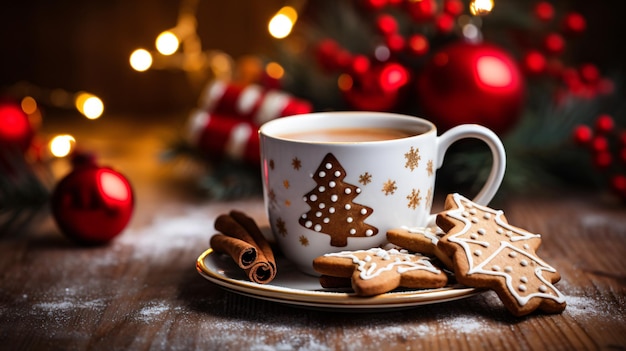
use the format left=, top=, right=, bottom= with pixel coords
left=313, top=247, right=447, bottom=296
left=436, top=193, right=566, bottom=316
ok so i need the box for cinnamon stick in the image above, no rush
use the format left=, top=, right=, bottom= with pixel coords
left=229, top=210, right=276, bottom=273
left=209, top=234, right=258, bottom=269
left=212, top=212, right=277, bottom=284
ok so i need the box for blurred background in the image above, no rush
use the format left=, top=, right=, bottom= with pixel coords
left=1, top=0, right=624, bottom=114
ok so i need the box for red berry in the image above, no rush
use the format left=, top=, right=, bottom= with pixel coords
left=350, top=55, right=370, bottom=76
left=563, top=12, right=586, bottom=35
left=443, top=0, right=463, bottom=16
left=592, top=136, right=609, bottom=152
left=377, top=14, right=398, bottom=35
left=595, top=114, right=614, bottom=134
left=610, top=174, right=626, bottom=193
left=544, top=33, right=565, bottom=54
left=580, top=63, right=600, bottom=83
left=407, top=0, right=438, bottom=22
left=594, top=151, right=612, bottom=168
left=386, top=33, right=405, bottom=52
left=534, top=2, right=554, bottom=22
left=523, top=50, right=547, bottom=75
left=335, top=49, right=353, bottom=70
left=363, top=0, right=387, bottom=10
left=435, top=14, right=455, bottom=34
left=572, top=125, right=593, bottom=145
left=620, top=131, right=626, bottom=146
left=407, top=34, right=429, bottom=56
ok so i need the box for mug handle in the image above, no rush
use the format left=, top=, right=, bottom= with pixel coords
left=435, top=124, right=506, bottom=206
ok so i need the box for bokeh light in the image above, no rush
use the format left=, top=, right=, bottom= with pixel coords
left=155, top=31, right=179, bottom=56
left=265, top=62, right=285, bottom=80
left=75, top=92, right=104, bottom=119
left=20, top=96, right=38, bottom=115
left=469, top=0, right=494, bottom=15
left=268, top=6, right=298, bottom=39
left=50, top=134, right=76, bottom=158
left=130, top=49, right=153, bottom=72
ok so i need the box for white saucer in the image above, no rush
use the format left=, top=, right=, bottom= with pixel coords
left=196, top=248, right=480, bottom=311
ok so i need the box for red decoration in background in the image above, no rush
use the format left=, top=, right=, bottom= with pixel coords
left=522, top=50, right=547, bottom=75
left=406, top=0, right=438, bottom=22
left=188, top=80, right=313, bottom=165
left=342, top=62, right=409, bottom=111
left=0, top=101, right=34, bottom=153
left=51, top=154, right=134, bottom=245
left=562, top=12, right=586, bottom=35
left=534, top=2, right=555, bottom=22
left=416, top=41, right=525, bottom=135
left=573, top=115, right=626, bottom=201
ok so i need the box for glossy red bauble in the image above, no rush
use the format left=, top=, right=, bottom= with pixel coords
left=51, top=161, right=134, bottom=245
left=416, top=41, right=525, bottom=134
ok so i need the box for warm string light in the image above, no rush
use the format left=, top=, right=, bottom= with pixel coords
left=469, top=0, right=495, bottom=16
left=129, top=0, right=234, bottom=84
left=49, top=134, right=76, bottom=158
left=268, top=0, right=306, bottom=40
left=268, top=6, right=298, bottom=39
left=4, top=82, right=105, bottom=161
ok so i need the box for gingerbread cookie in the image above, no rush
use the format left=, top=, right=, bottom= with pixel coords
left=436, top=193, right=566, bottom=316
left=299, top=153, right=378, bottom=247
left=386, top=226, right=453, bottom=269
left=313, top=247, right=448, bottom=296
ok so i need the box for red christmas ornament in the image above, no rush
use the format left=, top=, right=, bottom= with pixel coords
left=416, top=41, right=525, bottom=134
left=51, top=155, right=134, bottom=245
left=199, top=80, right=312, bottom=125
left=0, top=101, right=34, bottom=152
left=191, top=81, right=312, bottom=165
left=188, top=111, right=261, bottom=165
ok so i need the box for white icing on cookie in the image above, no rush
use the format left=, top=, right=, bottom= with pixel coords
left=324, top=248, right=441, bottom=280
left=444, top=193, right=565, bottom=306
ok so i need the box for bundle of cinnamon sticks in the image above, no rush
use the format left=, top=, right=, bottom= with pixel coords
left=210, top=210, right=277, bottom=284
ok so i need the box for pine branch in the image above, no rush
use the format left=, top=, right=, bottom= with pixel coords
left=0, top=149, right=52, bottom=235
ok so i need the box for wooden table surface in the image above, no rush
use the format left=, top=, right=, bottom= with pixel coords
left=1, top=117, right=625, bottom=350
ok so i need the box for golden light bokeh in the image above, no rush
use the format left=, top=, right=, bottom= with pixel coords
left=75, top=92, right=104, bottom=119
left=470, top=0, right=495, bottom=16
left=50, top=134, right=76, bottom=158
left=155, top=31, right=180, bottom=56
left=268, top=6, right=298, bottom=39
left=265, top=62, right=285, bottom=80
left=20, top=96, right=38, bottom=115
left=130, top=49, right=153, bottom=71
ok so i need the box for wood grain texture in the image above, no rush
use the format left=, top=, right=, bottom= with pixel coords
left=1, top=117, right=625, bottom=350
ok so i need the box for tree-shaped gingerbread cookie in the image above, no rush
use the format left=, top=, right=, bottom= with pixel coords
left=299, top=153, right=378, bottom=246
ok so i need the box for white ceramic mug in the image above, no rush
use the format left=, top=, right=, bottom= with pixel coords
left=259, top=112, right=505, bottom=275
